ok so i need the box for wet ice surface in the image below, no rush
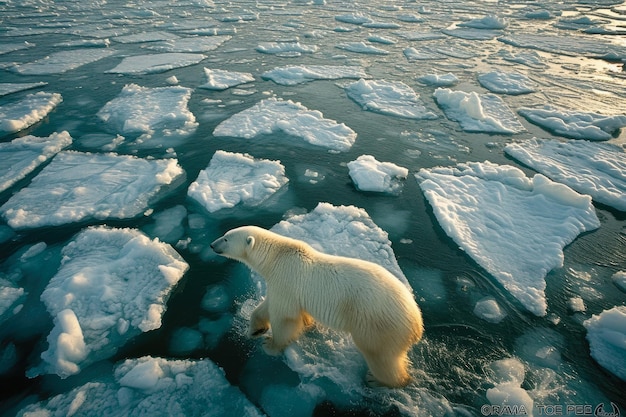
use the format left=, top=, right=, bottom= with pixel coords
left=1, top=0, right=626, bottom=415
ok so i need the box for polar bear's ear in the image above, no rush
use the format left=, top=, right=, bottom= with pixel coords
left=246, top=236, right=255, bottom=248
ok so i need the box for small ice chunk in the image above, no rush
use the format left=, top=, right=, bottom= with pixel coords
left=345, top=79, right=437, bottom=120
left=33, top=227, right=188, bottom=378
left=261, top=65, right=367, bottom=86
left=0, top=92, right=62, bottom=135
left=568, top=297, right=586, bottom=313
left=517, top=106, right=626, bottom=141
left=612, top=271, right=626, bottom=293
left=0, top=280, right=25, bottom=317
left=486, top=357, right=532, bottom=414
left=474, top=297, right=507, bottom=323
left=335, top=13, right=372, bottom=25
left=10, top=49, right=115, bottom=75
left=505, top=138, right=626, bottom=211
left=213, top=97, right=356, bottom=152
left=0, top=131, right=73, bottom=193
left=187, top=150, right=288, bottom=213
left=256, top=42, right=318, bottom=56
left=478, top=71, right=537, bottom=95
left=199, top=68, right=255, bottom=91
left=416, top=161, right=600, bottom=316
left=106, top=53, right=206, bottom=74
left=347, top=155, right=408, bottom=194
left=583, top=306, right=626, bottom=381
left=417, top=73, right=458, bottom=87
left=433, top=88, right=525, bottom=134
left=488, top=358, right=526, bottom=385
left=459, top=15, right=508, bottom=30
left=0, top=151, right=184, bottom=229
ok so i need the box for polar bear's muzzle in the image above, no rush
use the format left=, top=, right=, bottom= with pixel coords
left=210, top=237, right=225, bottom=254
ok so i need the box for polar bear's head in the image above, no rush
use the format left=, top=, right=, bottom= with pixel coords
left=210, top=226, right=260, bottom=262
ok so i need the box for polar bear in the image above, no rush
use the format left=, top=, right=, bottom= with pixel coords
left=211, top=225, right=424, bottom=388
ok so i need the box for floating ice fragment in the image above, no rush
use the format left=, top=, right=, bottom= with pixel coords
left=499, top=33, right=626, bottom=60
left=10, top=49, right=115, bottom=75
left=613, top=271, right=626, bottom=293
left=458, top=15, right=508, bottom=29
left=474, top=297, right=507, bottom=323
left=145, top=36, right=231, bottom=52
left=0, top=92, right=62, bottom=135
left=256, top=42, right=318, bottom=56
left=336, top=42, right=389, bottom=55
left=31, top=227, right=188, bottom=378
left=0, top=82, right=48, bottom=97
left=478, top=71, right=536, bottom=95
left=106, top=53, right=206, bottom=74
left=0, top=131, right=72, bottom=194
left=199, top=68, right=254, bottom=90
left=417, top=73, right=458, bottom=87
left=112, top=31, right=176, bottom=44
left=345, top=79, right=438, bottom=120
left=415, top=161, right=600, bottom=316
left=213, top=97, right=356, bottom=152
left=584, top=306, right=626, bottom=381
left=0, top=151, right=184, bottom=229
left=347, top=155, right=408, bottom=194
left=335, top=13, right=372, bottom=25
left=261, top=65, right=367, bottom=86
left=505, top=138, right=626, bottom=211
left=188, top=150, right=288, bottom=213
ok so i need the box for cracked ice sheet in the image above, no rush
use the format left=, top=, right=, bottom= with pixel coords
left=345, top=79, right=438, bottom=120
left=261, top=65, right=367, bottom=86
left=415, top=161, right=600, bottom=316
left=188, top=150, right=288, bottom=213
left=0, top=151, right=184, bottom=229
left=106, top=53, right=206, bottom=74
left=19, top=356, right=263, bottom=416
left=433, top=88, right=524, bottom=134
left=505, top=138, right=626, bottom=211
left=0, top=92, right=62, bottom=135
left=0, top=131, right=73, bottom=194
left=213, top=97, right=356, bottom=152
left=28, top=227, right=188, bottom=379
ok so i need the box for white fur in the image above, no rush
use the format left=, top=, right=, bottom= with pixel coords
left=211, top=225, right=424, bottom=387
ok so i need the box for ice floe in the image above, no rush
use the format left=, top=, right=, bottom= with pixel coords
left=474, top=297, right=507, bottom=323
left=336, top=42, right=389, bottom=55
left=28, top=226, right=188, bottom=378
left=0, top=82, right=47, bottom=97
left=20, top=356, right=262, bottom=416
left=97, top=84, right=197, bottom=147
left=612, top=271, right=626, bottom=293
left=10, top=49, right=115, bottom=75
left=584, top=306, right=626, bottom=381
left=188, top=150, right=288, bottom=213
left=517, top=107, right=626, bottom=141
left=213, top=97, right=356, bottom=152
left=433, top=88, right=525, bottom=134
left=0, top=151, right=184, bottom=229
left=347, top=155, right=409, bottom=194
left=478, top=71, right=537, bottom=95
left=261, top=65, right=367, bottom=86
left=106, top=53, right=206, bottom=74
left=485, top=358, right=533, bottom=413
left=144, top=36, right=232, bottom=53
left=199, top=68, right=255, bottom=90
left=417, top=73, right=458, bottom=87
left=345, top=79, right=438, bottom=120
left=0, top=131, right=72, bottom=194
left=459, top=15, right=508, bottom=30
left=0, top=92, right=62, bottom=135
left=415, top=161, right=600, bottom=316
left=256, top=42, right=318, bottom=57
left=498, top=33, right=626, bottom=60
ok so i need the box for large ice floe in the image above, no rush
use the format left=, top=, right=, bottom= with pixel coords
left=106, top=53, right=206, bottom=74
left=347, top=155, right=409, bottom=194
left=415, top=161, right=600, bottom=316
left=213, top=97, right=356, bottom=152
left=0, top=131, right=72, bottom=194
left=97, top=84, right=198, bottom=147
left=28, top=227, right=188, bottom=379
left=583, top=306, right=626, bottom=381
left=199, top=68, right=255, bottom=90
left=345, top=79, right=438, bottom=120
left=433, top=88, right=525, bottom=134
left=20, top=356, right=262, bottom=416
left=0, top=151, right=184, bottom=229
left=505, top=138, right=626, bottom=211
left=261, top=65, right=367, bottom=86
left=10, top=49, right=115, bottom=75
left=188, top=150, right=288, bottom=213
left=517, top=107, right=626, bottom=141
left=0, top=91, right=62, bottom=135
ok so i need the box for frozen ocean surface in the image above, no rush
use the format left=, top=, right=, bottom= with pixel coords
left=1, top=0, right=625, bottom=416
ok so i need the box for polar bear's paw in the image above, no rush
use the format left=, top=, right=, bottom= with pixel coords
left=365, top=370, right=385, bottom=388
left=262, top=338, right=283, bottom=356
left=248, top=325, right=269, bottom=338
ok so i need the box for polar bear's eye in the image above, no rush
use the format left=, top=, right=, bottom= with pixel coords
left=224, top=238, right=228, bottom=242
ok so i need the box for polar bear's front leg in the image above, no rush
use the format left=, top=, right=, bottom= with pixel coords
left=248, top=298, right=270, bottom=338
left=262, top=316, right=305, bottom=356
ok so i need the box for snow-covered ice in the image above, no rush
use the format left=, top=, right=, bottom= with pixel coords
left=347, top=155, right=408, bottom=194
left=256, top=42, right=318, bottom=57
left=433, top=88, right=525, bottom=134
left=417, top=73, right=458, bottom=87
left=345, top=79, right=438, bottom=120
left=0, top=131, right=72, bottom=194
left=19, top=356, right=262, bottom=416
left=485, top=358, right=533, bottom=413
left=584, top=306, right=626, bottom=381
left=10, top=49, right=115, bottom=75
left=416, top=161, right=600, bottom=316
left=188, top=150, right=288, bottom=213
left=478, top=71, right=537, bottom=95
left=213, top=97, right=356, bottom=152
left=517, top=107, right=626, bottom=141
left=261, top=65, right=367, bottom=86
left=0, top=151, right=184, bottom=229
left=29, top=226, right=188, bottom=378
left=97, top=84, right=197, bottom=147
left=199, top=68, right=255, bottom=91
left=505, top=138, right=626, bottom=211
left=0, top=92, right=62, bottom=135
left=106, top=53, right=206, bottom=74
